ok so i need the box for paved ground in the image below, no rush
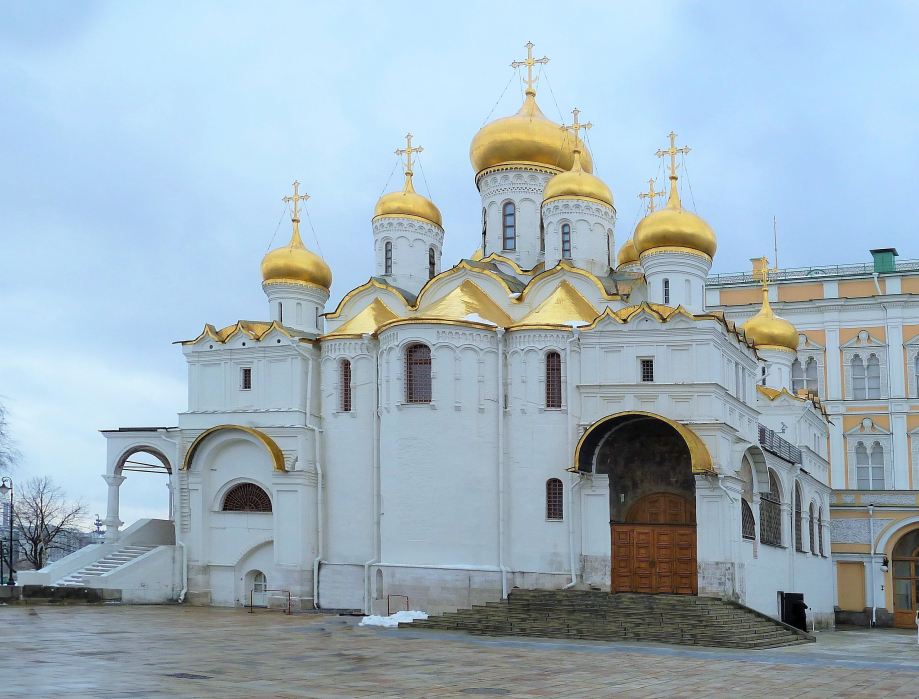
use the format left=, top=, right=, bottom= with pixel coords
left=3, top=605, right=919, bottom=698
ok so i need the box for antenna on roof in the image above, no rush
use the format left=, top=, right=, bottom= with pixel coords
left=773, top=216, right=779, bottom=271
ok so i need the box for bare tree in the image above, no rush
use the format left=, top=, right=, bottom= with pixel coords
left=15, top=477, right=87, bottom=570
left=0, top=402, right=19, bottom=473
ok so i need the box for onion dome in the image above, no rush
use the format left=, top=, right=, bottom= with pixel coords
left=261, top=218, right=332, bottom=290
left=543, top=149, right=613, bottom=207
left=617, top=239, right=639, bottom=268
left=373, top=170, right=442, bottom=228
left=470, top=89, right=593, bottom=176
left=740, top=289, right=798, bottom=352
left=633, top=173, right=716, bottom=258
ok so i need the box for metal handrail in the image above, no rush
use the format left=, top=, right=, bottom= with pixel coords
left=248, top=588, right=291, bottom=614
left=758, top=424, right=802, bottom=464
left=707, top=259, right=919, bottom=287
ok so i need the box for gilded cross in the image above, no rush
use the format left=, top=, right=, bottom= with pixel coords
left=638, top=178, right=665, bottom=213
left=395, top=133, right=423, bottom=174
left=511, top=41, right=549, bottom=94
left=655, top=132, right=691, bottom=178
left=561, top=107, right=592, bottom=143
left=751, top=255, right=777, bottom=290
left=282, top=181, right=309, bottom=221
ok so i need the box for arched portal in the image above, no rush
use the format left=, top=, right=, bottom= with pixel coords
left=575, top=412, right=711, bottom=595
left=113, top=446, right=173, bottom=523
left=892, top=528, right=919, bottom=627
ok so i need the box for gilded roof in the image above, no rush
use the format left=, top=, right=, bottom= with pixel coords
left=633, top=176, right=716, bottom=259
left=740, top=289, right=798, bottom=352
left=322, top=298, right=400, bottom=339
left=415, top=279, right=514, bottom=326
left=373, top=172, right=442, bottom=228
left=542, top=151, right=614, bottom=208
left=514, top=280, right=599, bottom=327
left=180, top=320, right=300, bottom=346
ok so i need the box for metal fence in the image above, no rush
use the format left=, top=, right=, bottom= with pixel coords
left=758, top=424, right=802, bottom=464
left=707, top=259, right=919, bottom=287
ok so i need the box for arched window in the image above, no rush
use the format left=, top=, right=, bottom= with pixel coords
left=741, top=500, right=756, bottom=540
left=866, top=354, right=881, bottom=399
left=852, top=355, right=866, bottom=399
left=405, top=344, right=432, bottom=403
left=808, top=503, right=816, bottom=553
left=794, top=484, right=804, bottom=552
left=818, top=507, right=824, bottom=555
left=384, top=241, right=393, bottom=275
left=856, top=441, right=885, bottom=490
left=546, top=478, right=563, bottom=520
left=805, top=357, right=818, bottom=396
left=561, top=223, right=571, bottom=259
left=545, top=351, right=562, bottom=409
left=870, top=442, right=885, bottom=489
left=223, top=483, right=272, bottom=512
left=502, top=202, right=516, bottom=250
left=340, top=359, right=352, bottom=412
left=278, top=301, right=283, bottom=323
left=663, top=278, right=670, bottom=305
left=539, top=216, right=545, bottom=252
left=429, top=247, right=436, bottom=280
left=684, top=279, right=692, bottom=306
left=759, top=472, right=782, bottom=546
left=791, top=359, right=804, bottom=393
left=481, top=208, right=487, bottom=255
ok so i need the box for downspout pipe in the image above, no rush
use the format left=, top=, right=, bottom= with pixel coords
left=868, top=504, right=877, bottom=626
left=177, top=540, right=187, bottom=603
left=158, top=430, right=185, bottom=601
left=304, top=349, right=323, bottom=610
left=564, top=328, right=580, bottom=590
left=496, top=328, right=509, bottom=598
left=364, top=333, right=381, bottom=614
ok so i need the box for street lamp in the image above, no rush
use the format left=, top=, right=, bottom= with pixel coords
left=0, top=478, right=12, bottom=586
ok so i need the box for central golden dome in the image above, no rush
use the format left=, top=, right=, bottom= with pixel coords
left=633, top=176, right=717, bottom=258
left=261, top=222, right=332, bottom=290
left=542, top=150, right=613, bottom=207
left=470, top=90, right=593, bottom=175
left=373, top=171, right=442, bottom=227
left=740, top=289, right=798, bottom=352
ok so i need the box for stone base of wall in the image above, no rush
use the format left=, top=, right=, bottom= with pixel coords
left=21, top=586, right=121, bottom=603
left=835, top=606, right=895, bottom=628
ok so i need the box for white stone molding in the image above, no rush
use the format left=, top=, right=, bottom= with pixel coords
left=905, top=334, right=919, bottom=399
left=841, top=330, right=888, bottom=400
left=844, top=418, right=893, bottom=490
left=795, top=333, right=826, bottom=399
left=910, top=427, right=919, bottom=490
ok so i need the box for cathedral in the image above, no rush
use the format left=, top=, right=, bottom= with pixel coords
left=24, top=44, right=845, bottom=628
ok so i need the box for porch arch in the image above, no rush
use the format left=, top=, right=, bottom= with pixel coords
left=182, top=425, right=286, bottom=472
left=114, top=445, right=172, bottom=475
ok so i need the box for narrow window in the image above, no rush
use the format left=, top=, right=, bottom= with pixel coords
left=561, top=223, right=571, bottom=259
left=759, top=472, right=782, bottom=546
left=761, top=365, right=767, bottom=386
left=808, top=503, right=816, bottom=553
left=851, top=355, right=866, bottom=399
left=805, top=357, right=818, bottom=396
left=866, top=354, right=881, bottom=399
left=663, top=278, right=670, bottom=305
left=340, top=359, right=352, bottom=412
left=741, top=500, right=756, bottom=540
left=641, top=358, right=654, bottom=383
left=791, top=359, right=804, bottom=393
left=685, top=279, right=692, bottom=306
left=223, top=483, right=272, bottom=512
left=384, top=241, right=393, bottom=274
left=502, top=202, right=516, bottom=250
left=546, top=478, right=563, bottom=520
left=481, top=208, right=487, bottom=256
left=818, top=507, right=824, bottom=555
left=405, top=344, right=432, bottom=403
left=794, top=484, right=803, bottom=552
left=855, top=442, right=870, bottom=489
left=545, top=351, right=562, bottom=408
left=278, top=301, right=283, bottom=323
left=429, top=247, right=436, bottom=280
left=240, top=367, right=252, bottom=391
left=870, top=442, right=885, bottom=490
left=315, top=307, right=321, bottom=332
left=539, top=217, right=545, bottom=253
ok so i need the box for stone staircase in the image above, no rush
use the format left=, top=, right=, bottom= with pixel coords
left=404, top=589, right=815, bottom=649
left=56, top=545, right=157, bottom=587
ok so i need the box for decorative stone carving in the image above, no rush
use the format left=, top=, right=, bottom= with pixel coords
left=831, top=517, right=894, bottom=544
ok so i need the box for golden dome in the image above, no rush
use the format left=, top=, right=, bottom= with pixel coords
left=470, top=90, right=593, bottom=175
left=617, top=239, right=640, bottom=268
left=261, top=221, right=332, bottom=290
left=373, top=171, right=442, bottom=228
left=740, top=289, right=798, bottom=351
left=633, top=175, right=717, bottom=258
left=542, top=150, right=613, bottom=207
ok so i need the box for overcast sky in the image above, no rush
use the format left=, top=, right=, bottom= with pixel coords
left=2, top=1, right=918, bottom=524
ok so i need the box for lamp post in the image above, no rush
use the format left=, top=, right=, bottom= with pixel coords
left=0, top=478, right=12, bottom=586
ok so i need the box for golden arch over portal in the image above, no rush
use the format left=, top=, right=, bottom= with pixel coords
left=181, top=425, right=287, bottom=473
left=572, top=411, right=715, bottom=475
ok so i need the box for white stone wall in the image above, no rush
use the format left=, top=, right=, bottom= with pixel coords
left=373, top=216, right=444, bottom=295
left=541, top=198, right=616, bottom=276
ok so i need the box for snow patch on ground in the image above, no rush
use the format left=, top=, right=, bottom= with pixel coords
left=359, top=610, right=428, bottom=627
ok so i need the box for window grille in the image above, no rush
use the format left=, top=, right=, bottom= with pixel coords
left=240, top=367, right=252, bottom=391
left=852, top=355, right=866, bottom=399
left=794, top=484, right=803, bottom=552
left=503, top=202, right=516, bottom=250
left=405, top=344, right=432, bottom=403
left=663, top=278, right=670, bottom=305
left=808, top=503, right=815, bottom=553
left=546, top=478, right=563, bottom=520
left=223, top=483, right=272, bottom=512
left=759, top=472, right=782, bottom=546
left=741, top=500, right=756, bottom=540
left=545, top=352, right=562, bottom=408
left=340, top=359, right=352, bottom=412
left=385, top=241, right=393, bottom=274
left=818, top=507, right=824, bottom=555
left=561, top=223, right=571, bottom=259
left=429, top=247, right=436, bottom=280
left=640, top=359, right=654, bottom=382
left=866, top=354, right=881, bottom=399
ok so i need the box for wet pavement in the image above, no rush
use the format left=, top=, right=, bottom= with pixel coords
left=3, top=604, right=919, bottom=698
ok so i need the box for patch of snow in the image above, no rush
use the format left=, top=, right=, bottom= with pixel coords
left=563, top=320, right=590, bottom=327
left=359, top=610, right=428, bottom=627
left=463, top=313, right=497, bottom=326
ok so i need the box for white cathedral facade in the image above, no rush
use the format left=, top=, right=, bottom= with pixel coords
left=23, top=47, right=835, bottom=627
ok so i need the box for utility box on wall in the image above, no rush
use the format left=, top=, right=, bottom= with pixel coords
left=870, top=248, right=899, bottom=274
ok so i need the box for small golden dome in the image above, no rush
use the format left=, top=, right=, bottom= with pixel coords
left=542, top=150, right=613, bottom=207
left=261, top=222, right=332, bottom=290
left=740, top=289, right=798, bottom=351
left=633, top=175, right=717, bottom=258
left=373, top=171, right=442, bottom=228
left=470, top=90, right=593, bottom=175
left=617, top=239, right=640, bottom=268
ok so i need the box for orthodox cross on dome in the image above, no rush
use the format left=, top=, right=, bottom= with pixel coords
left=282, top=181, right=309, bottom=222
left=560, top=108, right=592, bottom=150
left=655, top=131, right=691, bottom=180
left=751, top=255, right=778, bottom=291
left=395, top=133, right=423, bottom=175
left=511, top=41, right=549, bottom=95
left=638, top=178, right=665, bottom=213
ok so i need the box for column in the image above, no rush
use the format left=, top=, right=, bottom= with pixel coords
left=825, top=322, right=841, bottom=400
left=102, top=473, right=126, bottom=543
left=886, top=308, right=905, bottom=398
left=892, top=412, right=909, bottom=490
left=829, top=414, right=846, bottom=489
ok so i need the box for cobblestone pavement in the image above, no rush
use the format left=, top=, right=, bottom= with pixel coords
left=3, top=605, right=919, bottom=698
